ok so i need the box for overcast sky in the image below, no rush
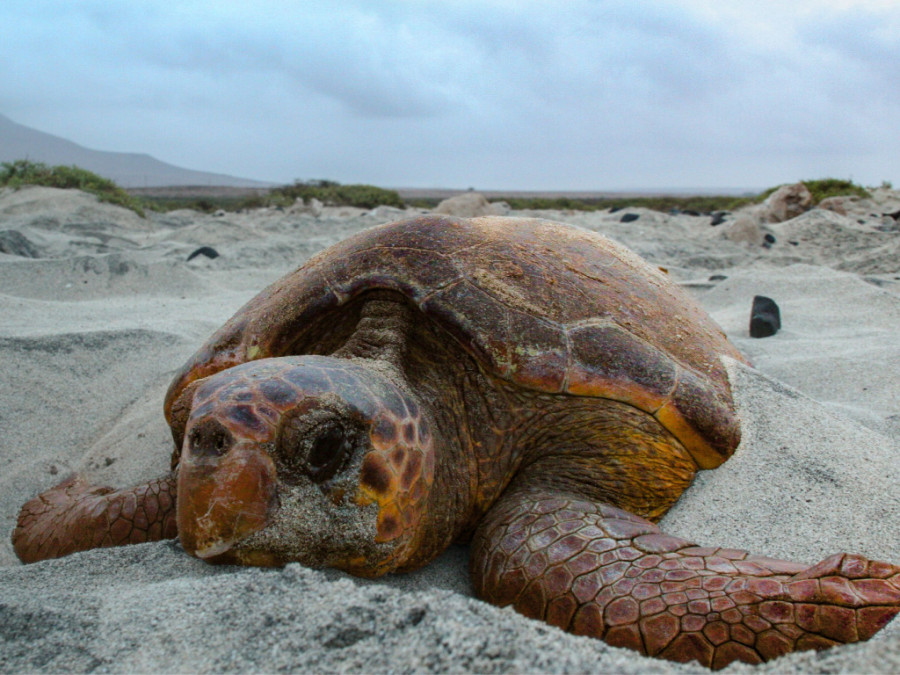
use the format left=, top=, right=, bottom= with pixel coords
left=1, top=1, right=898, bottom=190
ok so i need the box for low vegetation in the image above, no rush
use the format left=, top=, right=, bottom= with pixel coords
left=757, top=178, right=870, bottom=205
left=806, top=178, right=871, bottom=202
left=139, top=179, right=405, bottom=213
left=267, top=179, right=404, bottom=210
left=0, top=160, right=146, bottom=216
left=449, top=194, right=757, bottom=214
left=1, top=160, right=879, bottom=219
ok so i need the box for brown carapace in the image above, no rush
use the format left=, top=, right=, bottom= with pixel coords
left=12, top=216, right=900, bottom=668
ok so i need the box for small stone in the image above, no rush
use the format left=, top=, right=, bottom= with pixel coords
left=620, top=213, right=640, bottom=223
left=710, top=212, right=728, bottom=226
left=187, top=246, right=220, bottom=261
left=708, top=274, right=727, bottom=282
left=763, top=182, right=813, bottom=222
left=750, top=296, right=781, bottom=338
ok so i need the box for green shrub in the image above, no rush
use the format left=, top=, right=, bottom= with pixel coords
left=804, top=178, right=870, bottom=203
left=269, top=180, right=404, bottom=210
left=757, top=178, right=870, bottom=205
left=498, top=194, right=756, bottom=214
left=0, top=160, right=146, bottom=216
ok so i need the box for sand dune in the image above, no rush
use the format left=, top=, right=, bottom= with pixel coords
left=1, top=185, right=899, bottom=672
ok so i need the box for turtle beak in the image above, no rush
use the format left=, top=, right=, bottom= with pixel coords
left=176, top=442, right=278, bottom=563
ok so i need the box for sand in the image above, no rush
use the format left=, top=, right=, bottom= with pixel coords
left=1, top=185, right=899, bottom=673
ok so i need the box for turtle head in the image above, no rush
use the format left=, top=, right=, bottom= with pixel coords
left=173, top=355, right=436, bottom=576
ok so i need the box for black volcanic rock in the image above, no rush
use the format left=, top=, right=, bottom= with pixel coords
left=750, top=295, right=781, bottom=338
left=187, top=246, right=220, bottom=261
left=710, top=211, right=729, bottom=226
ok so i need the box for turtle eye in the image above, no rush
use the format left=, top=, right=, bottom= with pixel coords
left=305, top=425, right=352, bottom=483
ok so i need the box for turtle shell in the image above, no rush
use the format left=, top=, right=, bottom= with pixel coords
left=165, top=215, right=748, bottom=469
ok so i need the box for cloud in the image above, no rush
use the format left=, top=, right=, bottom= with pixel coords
left=0, top=0, right=897, bottom=188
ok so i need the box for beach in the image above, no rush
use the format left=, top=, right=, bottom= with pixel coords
left=1, top=184, right=899, bottom=673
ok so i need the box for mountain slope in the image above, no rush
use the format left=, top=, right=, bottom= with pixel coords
left=0, top=114, right=272, bottom=188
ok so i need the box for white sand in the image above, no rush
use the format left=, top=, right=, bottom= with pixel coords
left=1, top=185, right=899, bottom=673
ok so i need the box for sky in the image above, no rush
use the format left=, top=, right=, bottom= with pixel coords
left=1, top=0, right=898, bottom=191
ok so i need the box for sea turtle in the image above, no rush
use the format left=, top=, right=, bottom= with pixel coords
left=13, top=216, right=900, bottom=668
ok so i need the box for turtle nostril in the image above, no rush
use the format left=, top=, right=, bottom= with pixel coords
left=188, top=419, right=234, bottom=459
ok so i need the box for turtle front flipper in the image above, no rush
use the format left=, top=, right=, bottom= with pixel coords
left=471, top=483, right=900, bottom=669
left=12, top=473, right=178, bottom=564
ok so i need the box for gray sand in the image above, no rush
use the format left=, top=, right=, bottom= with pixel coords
left=1, top=186, right=899, bottom=672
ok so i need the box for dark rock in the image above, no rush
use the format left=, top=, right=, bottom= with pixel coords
left=682, top=209, right=701, bottom=217
left=884, top=209, right=900, bottom=221
left=0, top=230, right=40, bottom=258
left=788, top=241, right=799, bottom=246
left=750, top=295, right=781, bottom=338
left=608, top=206, right=622, bottom=214
left=620, top=213, right=640, bottom=223
left=710, top=211, right=729, bottom=226
left=187, top=246, right=220, bottom=261
left=764, top=233, right=776, bottom=244
left=708, top=274, right=728, bottom=282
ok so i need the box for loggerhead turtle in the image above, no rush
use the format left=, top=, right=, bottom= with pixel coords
left=13, top=216, right=900, bottom=668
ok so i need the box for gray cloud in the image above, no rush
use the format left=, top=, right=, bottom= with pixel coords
left=0, top=1, right=897, bottom=188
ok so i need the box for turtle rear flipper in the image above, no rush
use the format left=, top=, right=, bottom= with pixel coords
left=471, top=478, right=900, bottom=669
left=12, top=473, right=177, bottom=563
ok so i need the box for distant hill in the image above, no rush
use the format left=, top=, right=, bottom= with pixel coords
left=0, top=113, right=273, bottom=188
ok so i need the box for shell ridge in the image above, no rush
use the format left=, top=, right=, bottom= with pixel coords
left=417, top=276, right=466, bottom=305
left=564, top=317, right=716, bottom=393
left=447, top=241, right=490, bottom=256
left=565, top=316, right=616, bottom=331
left=561, top=325, right=573, bottom=394
left=656, top=363, right=682, bottom=415
left=420, top=279, right=510, bottom=377
left=361, top=244, right=451, bottom=257
left=319, top=261, right=347, bottom=304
